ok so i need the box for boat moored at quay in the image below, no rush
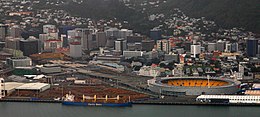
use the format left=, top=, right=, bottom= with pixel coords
left=196, top=95, right=260, bottom=104
left=62, top=93, right=132, bottom=107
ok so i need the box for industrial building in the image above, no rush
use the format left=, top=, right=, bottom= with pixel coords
left=123, top=51, right=144, bottom=59
left=3, top=82, right=24, bottom=96
left=40, top=64, right=61, bottom=74
left=15, top=83, right=50, bottom=92
left=6, top=56, right=32, bottom=68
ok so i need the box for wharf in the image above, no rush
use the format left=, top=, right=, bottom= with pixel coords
left=0, top=98, right=62, bottom=103
left=132, top=101, right=260, bottom=106
left=1, top=99, right=260, bottom=106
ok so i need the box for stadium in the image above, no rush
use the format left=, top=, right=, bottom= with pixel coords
left=148, top=77, right=241, bottom=96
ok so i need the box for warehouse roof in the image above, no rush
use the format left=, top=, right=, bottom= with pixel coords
left=16, top=83, right=50, bottom=90
left=4, top=82, right=25, bottom=91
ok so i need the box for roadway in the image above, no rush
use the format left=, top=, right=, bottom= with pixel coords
left=76, top=69, right=159, bottom=97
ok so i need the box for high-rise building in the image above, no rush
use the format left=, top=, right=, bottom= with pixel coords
left=5, top=37, right=22, bottom=50
left=235, top=63, right=245, bottom=80
left=115, top=38, right=127, bottom=54
left=231, top=43, right=238, bottom=52
left=216, top=40, right=225, bottom=52
left=106, top=36, right=116, bottom=48
left=157, top=39, right=170, bottom=53
left=43, top=25, right=56, bottom=34
left=105, top=28, right=119, bottom=38
left=141, top=40, right=154, bottom=51
left=96, top=32, right=106, bottom=47
left=0, top=24, right=8, bottom=42
left=225, top=43, right=232, bottom=52
left=44, top=37, right=63, bottom=52
left=58, top=26, right=75, bottom=36
left=58, top=26, right=75, bottom=47
left=127, top=43, right=142, bottom=51
left=68, top=28, right=94, bottom=50
left=207, top=43, right=216, bottom=52
left=70, top=42, right=82, bottom=58
left=225, top=42, right=238, bottom=53
left=126, top=36, right=144, bottom=43
left=150, top=29, right=162, bottom=41
left=19, top=37, right=39, bottom=56
left=247, top=38, right=258, bottom=57
left=9, top=25, right=22, bottom=38
left=191, top=44, right=201, bottom=58
left=105, top=28, right=133, bottom=39
left=118, top=29, right=133, bottom=39
left=39, top=33, right=62, bottom=52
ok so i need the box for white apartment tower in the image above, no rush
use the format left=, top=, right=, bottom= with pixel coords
left=191, top=44, right=201, bottom=58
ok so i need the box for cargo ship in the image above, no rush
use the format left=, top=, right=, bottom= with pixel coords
left=62, top=93, right=132, bottom=107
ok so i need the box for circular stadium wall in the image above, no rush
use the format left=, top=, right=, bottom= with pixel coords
left=147, top=77, right=241, bottom=96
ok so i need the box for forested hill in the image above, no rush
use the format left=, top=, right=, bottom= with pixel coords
left=158, top=0, right=260, bottom=33
left=38, top=0, right=260, bottom=34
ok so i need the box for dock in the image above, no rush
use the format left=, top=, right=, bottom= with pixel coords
left=1, top=98, right=260, bottom=106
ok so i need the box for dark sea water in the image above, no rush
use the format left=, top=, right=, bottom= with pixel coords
left=0, top=102, right=259, bottom=117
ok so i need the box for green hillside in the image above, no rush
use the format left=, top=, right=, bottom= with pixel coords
left=44, top=0, right=260, bottom=34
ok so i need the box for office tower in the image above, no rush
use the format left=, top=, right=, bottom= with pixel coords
left=115, top=38, right=127, bottom=54
left=247, top=38, right=258, bottom=57
left=231, top=43, right=238, bottom=52
left=96, top=32, right=107, bottom=47
left=19, top=37, right=39, bottom=56
left=106, top=36, right=116, bottom=48
left=150, top=29, right=162, bottom=41
left=0, top=24, right=8, bottom=42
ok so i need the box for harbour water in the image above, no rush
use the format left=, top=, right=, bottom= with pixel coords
left=0, top=102, right=260, bottom=117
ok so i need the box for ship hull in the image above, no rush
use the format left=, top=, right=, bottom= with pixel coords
left=62, top=101, right=132, bottom=107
